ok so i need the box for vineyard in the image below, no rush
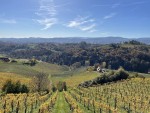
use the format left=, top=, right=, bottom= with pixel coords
left=0, top=78, right=150, bottom=113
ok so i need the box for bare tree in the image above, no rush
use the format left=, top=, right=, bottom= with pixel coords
left=31, top=72, right=51, bottom=92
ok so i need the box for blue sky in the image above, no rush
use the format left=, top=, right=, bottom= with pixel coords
left=0, top=0, right=150, bottom=38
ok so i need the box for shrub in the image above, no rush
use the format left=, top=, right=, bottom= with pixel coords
left=2, top=80, right=15, bottom=93
left=136, top=74, right=145, bottom=79
left=21, top=84, right=29, bottom=93
left=113, top=67, right=129, bottom=81
left=87, top=66, right=94, bottom=71
left=107, top=70, right=115, bottom=76
left=14, top=81, right=21, bottom=93
left=2, top=80, right=29, bottom=94
left=79, top=67, right=129, bottom=87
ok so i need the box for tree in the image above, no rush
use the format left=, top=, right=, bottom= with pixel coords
left=30, top=58, right=37, bottom=66
left=51, top=84, right=57, bottom=92
left=31, top=72, right=51, bottom=92
left=56, top=81, right=67, bottom=92
left=79, top=41, right=87, bottom=49
left=72, top=62, right=81, bottom=69
left=85, top=60, right=90, bottom=66
left=108, top=65, right=111, bottom=69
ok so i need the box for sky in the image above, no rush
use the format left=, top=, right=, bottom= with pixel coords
left=0, top=0, right=150, bottom=38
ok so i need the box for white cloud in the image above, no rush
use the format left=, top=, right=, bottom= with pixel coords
left=37, top=0, right=57, bottom=17
left=36, top=18, right=57, bottom=30
left=103, top=13, right=117, bottom=19
left=66, top=16, right=97, bottom=32
left=35, top=0, right=58, bottom=30
left=68, top=18, right=95, bottom=28
left=67, top=21, right=82, bottom=27
left=80, top=24, right=96, bottom=31
left=0, top=19, right=17, bottom=24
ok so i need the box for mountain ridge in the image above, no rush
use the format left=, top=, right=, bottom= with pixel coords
left=0, top=37, right=149, bottom=44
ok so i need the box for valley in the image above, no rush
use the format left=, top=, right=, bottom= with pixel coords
left=0, top=41, right=150, bottom=113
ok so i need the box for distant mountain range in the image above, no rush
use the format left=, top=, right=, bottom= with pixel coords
left=0, top=37, right=150, bottom=44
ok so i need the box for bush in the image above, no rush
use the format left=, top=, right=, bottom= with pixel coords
left=107, top=70, right=115, bottom=76
left=2, top=80, right=15, bottom=93
left=14, top=81, right=21, bottom=93
left=112, top=67, right=129, bottom=81
left=21, top=84, right=29, bottom=93
left=79, top=67, right=129, bottom=87
left=52, top=84, right=57, bottom=92
left=87, top=66, right=94, bottom=71
left=2, top=80, right=29, bottom=94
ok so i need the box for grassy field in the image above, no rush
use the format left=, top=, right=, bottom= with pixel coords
left=51, top=66, right=100, bottom=87
left=0, top=62, right=39, bottom=76
left=0, top=61, right=100, bottom=91
left=0, top=61, right=70, bottom=93
left=63, top=71, right=99, bottom=87
left=128, top=71, right=150, bottom=78
left=0, top=61, right=69, bottom=76
left=31, top=62, right=69, bottom=75
left=52, top=92, right=70, bottom=113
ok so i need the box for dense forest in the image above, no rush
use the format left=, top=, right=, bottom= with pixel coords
left=0, top=40, right=150, bottom=73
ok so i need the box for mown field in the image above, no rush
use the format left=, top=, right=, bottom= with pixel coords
left=0, top=61, right=97, bottom=85
left=0, top=61, right=69, bottom=76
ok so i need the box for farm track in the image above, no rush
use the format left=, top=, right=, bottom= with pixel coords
left=53, top=92, right=71, bottom=113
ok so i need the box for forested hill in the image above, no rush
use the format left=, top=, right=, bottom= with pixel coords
left=0, top=37, right=150, bottom=44
left=0, top=40, right=150, bottom=73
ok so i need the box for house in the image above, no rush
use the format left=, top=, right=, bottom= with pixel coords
left=97, top=66, right=101, bottom=72
left=97, top=66, right=106, bottom=73
left=0, top=57, right=10, bottom=62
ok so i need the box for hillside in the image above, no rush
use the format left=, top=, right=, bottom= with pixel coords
left=0, top=60, right=100, bottom=92
left=0, top=72, right=31, bottom=89
left=0, top=58, right=150, bottom=113
left=0, top=40, right=150, bottom=73
left=0, top=61, right=69, bottom=76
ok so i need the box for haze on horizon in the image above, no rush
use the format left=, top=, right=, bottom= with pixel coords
left=0, top=0, right=150, bottom=38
